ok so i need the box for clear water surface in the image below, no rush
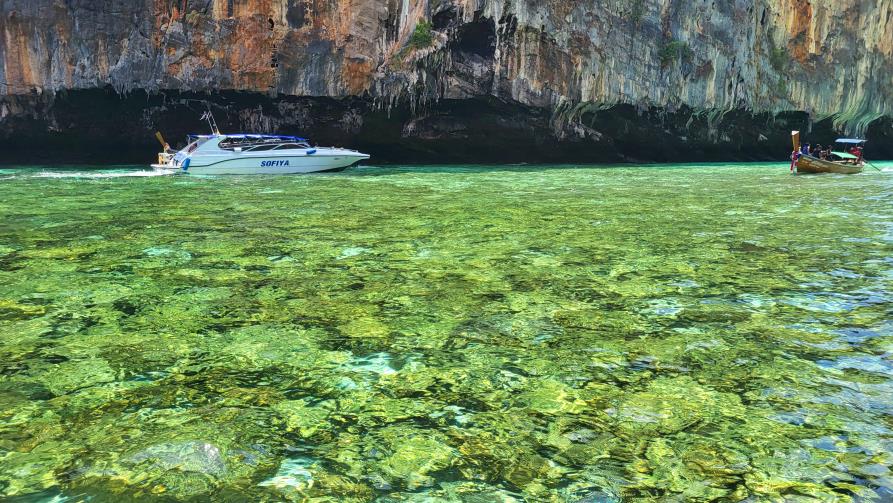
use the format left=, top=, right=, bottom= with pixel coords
left=0, top=163, right=891, bottom=501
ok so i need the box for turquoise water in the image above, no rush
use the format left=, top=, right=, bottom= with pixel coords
left=0, top=163, right=892, bottom=501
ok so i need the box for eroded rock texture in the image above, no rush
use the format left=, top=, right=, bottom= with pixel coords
left=1, top=0, right=892, bottom=162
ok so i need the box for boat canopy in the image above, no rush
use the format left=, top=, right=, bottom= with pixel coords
left=831, top=151, right=859, bottom=160
left=188, top=133, right=309, bottom=141
left=227, top=134, right=309, bottom=141
left=835, top=138, right=867, bottom=144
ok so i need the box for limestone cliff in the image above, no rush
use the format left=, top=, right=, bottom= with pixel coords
left=1, top=0, right=892, bottom=162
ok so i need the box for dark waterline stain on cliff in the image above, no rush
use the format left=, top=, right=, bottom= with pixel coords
left=0, top=88, right=891, bottom=165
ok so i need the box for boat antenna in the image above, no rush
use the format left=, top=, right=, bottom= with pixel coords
left=200, top=110, right=221, bottom=135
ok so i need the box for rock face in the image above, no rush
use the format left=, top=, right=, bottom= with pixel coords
left=1, top=0, right=892, bottom=163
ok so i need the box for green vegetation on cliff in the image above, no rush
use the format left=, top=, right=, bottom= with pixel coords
left=659, top=40, right=693, bottom=66
left=409, top=20, right=434, bottom=50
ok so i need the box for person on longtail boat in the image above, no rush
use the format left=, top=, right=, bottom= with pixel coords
left=802, top=143, right=810, bottom=156
left=813, top=144, right=822, bottom=157
left=847, top=146, right=860, bottom=164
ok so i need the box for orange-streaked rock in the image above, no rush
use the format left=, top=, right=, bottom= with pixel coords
left=0, top=0, right=891, bottom=134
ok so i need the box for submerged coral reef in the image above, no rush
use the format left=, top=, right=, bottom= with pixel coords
left=0, top=164, right=892, bottom=500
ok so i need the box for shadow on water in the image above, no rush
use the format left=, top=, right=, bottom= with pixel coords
left=346, top=162, right=773, bottom=176
left=3, top=161, right=892, bottom=178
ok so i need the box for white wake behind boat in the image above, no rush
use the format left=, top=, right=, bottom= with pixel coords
left=151, top=114, right=369, bottom=175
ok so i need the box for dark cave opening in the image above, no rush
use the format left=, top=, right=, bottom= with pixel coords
left=453, top=18, right=496, bottom=59
left=286, top=1, right=305, bottom=28
left=432, top=7, right=457, bottom=31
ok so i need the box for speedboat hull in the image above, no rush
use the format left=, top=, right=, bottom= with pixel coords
left=155, top=152, right=368, bottom=175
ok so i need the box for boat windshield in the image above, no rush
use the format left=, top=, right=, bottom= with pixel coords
left=245, top=144, right=279, bottom=152
left=182, top=136, right=211, bottom=153
left=218, top=136, right=311, bottom=151
left=273, top=143, right=311, bottom=150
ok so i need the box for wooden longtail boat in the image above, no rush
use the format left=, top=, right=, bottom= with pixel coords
left=795, top=154, right=863, bottom=174
left=790, top=131, right=865, bottom=174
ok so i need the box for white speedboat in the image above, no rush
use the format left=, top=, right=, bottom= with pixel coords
left=151, top=114, right=369, bottom=175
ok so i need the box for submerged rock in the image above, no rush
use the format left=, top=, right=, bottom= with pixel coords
left=38, top=358, right=116, bottom=395
left=273, top=400, right=332, bottom=438
left=380, top=435, right=455, bottom=486
left=0, top=299, right=46, bottom=320
left=609, top=376, right=746, bottom=435
left=127, top=441, right=228, bottom=478
left=515, top=378, right=587, bottom=415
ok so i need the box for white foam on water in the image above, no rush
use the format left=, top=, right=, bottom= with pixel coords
left=345, top=352, right=398, bottom=375
left=337, top=246, right=371, bottom=259
left=259, top=457, right=316, bottom=490
left=30, top=170, right=173, bottom=179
